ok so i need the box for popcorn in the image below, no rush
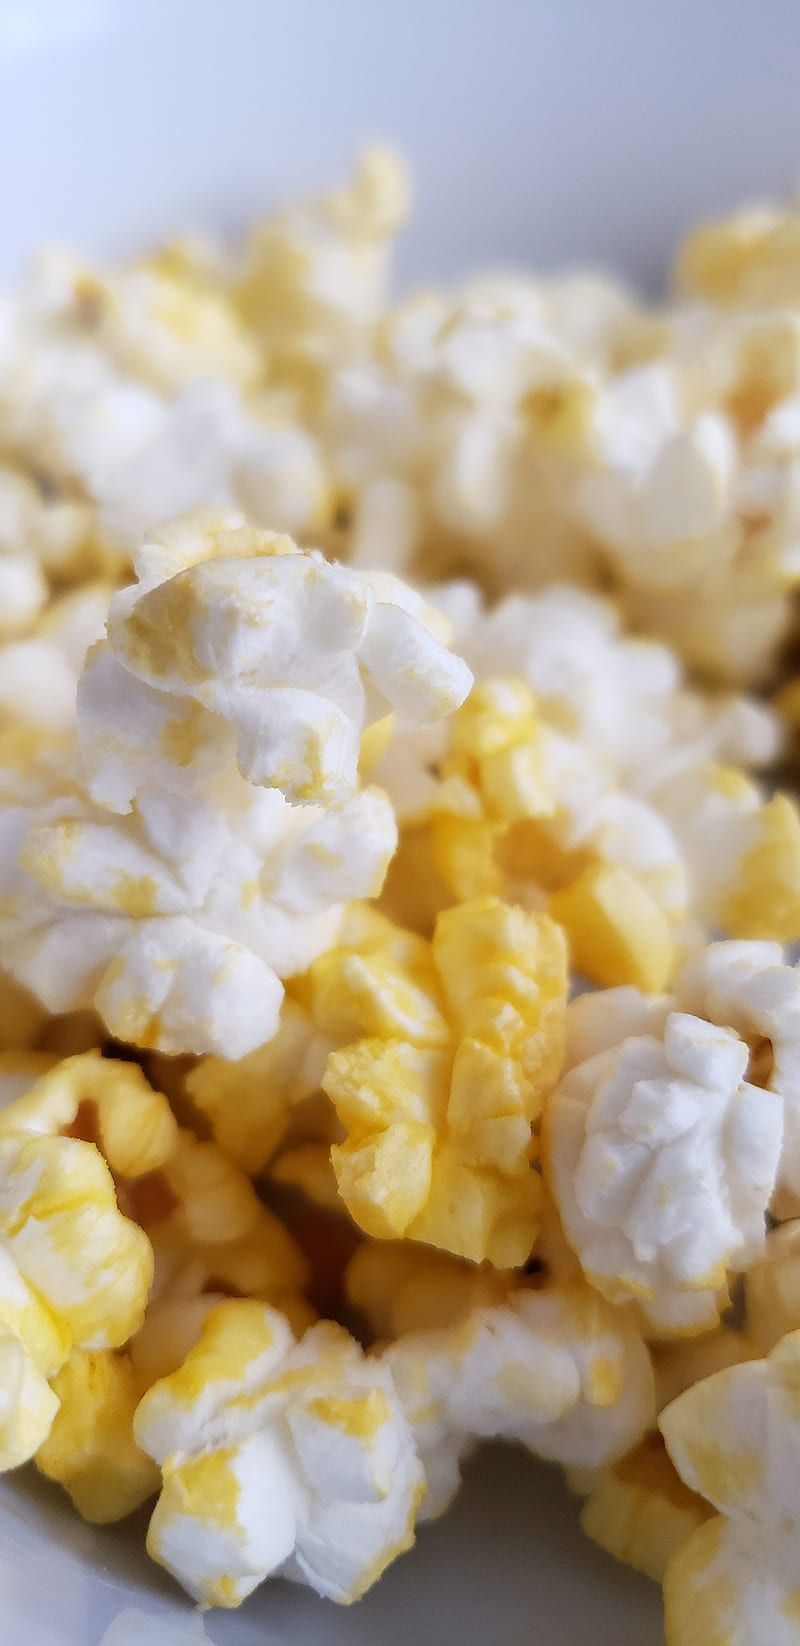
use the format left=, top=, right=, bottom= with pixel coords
left=35, top=1348, right=159, bottom=1522
left=344, top=1241, right=516, bottom=1341
left=134, top=1299, right=425, bottom=1607
left=7, top=153, right=800, bottom=1623
left=85, top=510, right=471, bottom=809
left=578, top=1431, right=713, bottom=1583
left=0, top=1059, right=154, bottom=1353
left=323, top=897, right=567, bottom=1265
left=385, top=1282, right=655, bottom=1519
left=544, top=1010, right=783, bottom=1334
left=744, top=1221, right=800, bottom=1354
left=660, top=1329, right=800, bottom=1646
left=237, top=148, right=412, bottom=396
left=375, top=677, right=684, bottom=989
left=0, top=676, right=399, bottom=1059
left=675, top=941, right=800, bottom=1211
left=0, top=1323, right=60, bottom=1471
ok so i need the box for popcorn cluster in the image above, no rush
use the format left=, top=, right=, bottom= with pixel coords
left=2, top=156, right=800, bottom=1644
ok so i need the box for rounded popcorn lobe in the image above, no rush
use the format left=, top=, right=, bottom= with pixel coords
left=375, top=675, right=687, bottom=990
left=0, top=1324, right=60, bottom=1470
left=385, top=1282, right=655, bottom=1519
left=323, top=897, right=567, bottom=1265
left=675, top=941, right=800, bottom=1213
left=35, top=1348, right=159, bottom=1522
left=544, top=1010, right=783, bottom=1335
left=578, top=1431, right=712, bottom=1583
left=744, top=1221, right=800, bottom=1354
left=344, top=1242, right=516, bottom=1341
left=134, top=1300, right=425, bottom=1608
left=91, top=510, right=471, bottom=810
left=0, top=724, right=397, bottom=1058
left=660, top=1329, right=800, bottom=1646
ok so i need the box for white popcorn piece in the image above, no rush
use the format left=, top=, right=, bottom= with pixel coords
left=675, top=941, right=800, bottom=1211
left=0, top=746, right=395, bottom=1057
left=81, top=511, right=471, bottom=811
left=385, top=1283, right=655, bottom=1519
left=544, top=1011, right=783, bottom=1335
left=134, top=1300, right=425, bottom=1607
left=660, top=1329, right=800, bottom=1646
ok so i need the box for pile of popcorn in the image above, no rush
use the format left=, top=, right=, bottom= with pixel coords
left=4, top=155, right=800, bottom=1646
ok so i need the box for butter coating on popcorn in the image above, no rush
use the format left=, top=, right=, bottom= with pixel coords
left=545, top=1010, right=782, bottom=1335
left=134, top=1299, right=425, bottom=1607
left=660, top=1329, right=800, bottom=1646
left=323, top=897, right=567, bottom=1264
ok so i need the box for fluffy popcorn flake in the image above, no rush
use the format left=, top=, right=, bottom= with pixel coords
left=660, top=1329, right=800, bottom=1646
left=323, top=897, right=567, bottom=1265
left=545, top=1010, right=782, bottom=1335
left=134, top=1299, right=425, bottom=1607
left=87, top=509, right=471, bottom=810
left=386, top=1282, right=655, bottom=1519
left=675, top=940, right=800, bottom=1212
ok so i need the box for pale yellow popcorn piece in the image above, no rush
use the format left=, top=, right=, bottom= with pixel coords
left=0, top=1122, right=152, bottom=1352
left=324, top=897, right=567, bottom=1265
left=186, top=995, right=332, bottom=1174
left=745, top=1220, right=800, bottom=1354
left=660, top=1329, right=800, bottom=1646
left=677, top=202, right=800, bottom=306
left=579, top=1432, right=712, bottom=1583
left=0, top=1324, right=59, bottom=1471
left=344, top=1241, right=516, bottom=1340
left=36, top=1348, right=160, bottom=1522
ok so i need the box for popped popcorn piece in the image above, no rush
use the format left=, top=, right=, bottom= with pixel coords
left=84, top=510, right=470, bottom=810
left=676, top=200, right=800, bottom=307
left=744, top=1220, right=800, bottom=1354
left=344, top=1241, right=516, bottom=1341
left=185, top=995, right=333, bottom=1174
left=0, top=724, right=396, bottom=1057
left=36, top=1348, right=160, bottom=1522
left=653, top=1326, right=758, bottom=1411
left=675, top=940, right=800, bottom=1211
left=376, top=677, right=684, bottom=989
left=544, top=1011, right=782, bottom=1334
left=323, top=897, right=567, bottom=1265
left=386, top=1282, right=655, bottom=1519
left=237, top=149, right=412, bottom=395
left=134, top=1299, right=425, bottom=1607
left=660, top=1329, right=800, bottom=1646
left=0, top=1323, right=60, bottom=1471
left=579, top=1431, right=712, bottom=1583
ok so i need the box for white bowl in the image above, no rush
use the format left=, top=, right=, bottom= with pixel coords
left=1, top=2, right=797, bottom=1639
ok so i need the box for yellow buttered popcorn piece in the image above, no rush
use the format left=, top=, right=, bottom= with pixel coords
left=344, top=1241, right=516, bottom=1341
left=579, top=1432, right=712, bottom=1583
left=380, top=678, right=683, bottom=989
left=660, top=1328, right=800, bottom=1646
left=36, top=1349, right=159, bottom=1523
left=549, top=861, right=674, bottom=993
left=186, top=996, right=332, bottom=1175
left=323, top=897, right=567, bottom=1266
left=720, top=793, right=800, bottom=942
